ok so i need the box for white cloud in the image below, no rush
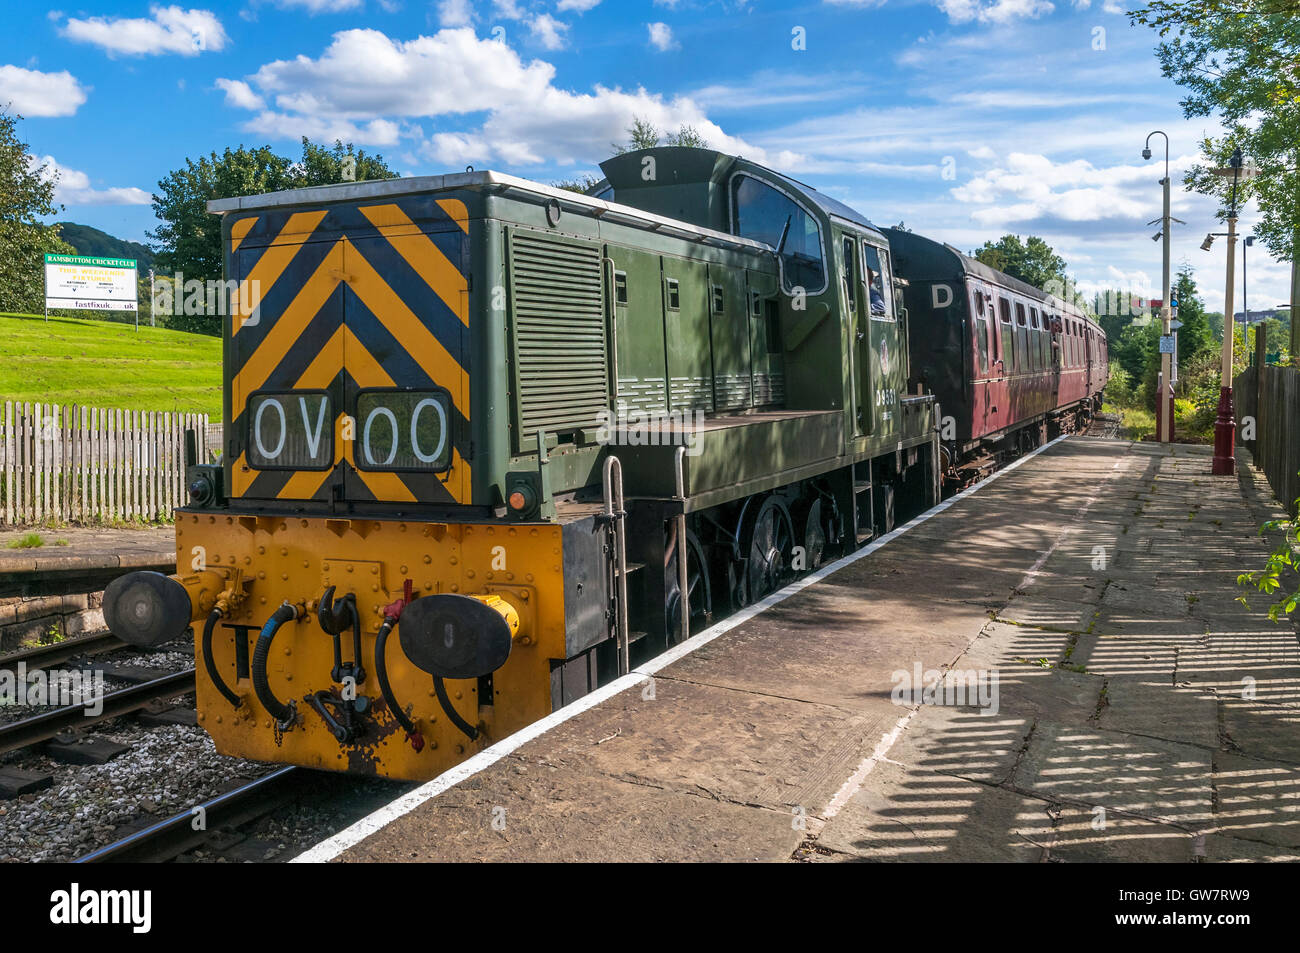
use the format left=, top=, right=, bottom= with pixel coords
left=271, top=0, right=363, bottom=11
left=242, top=112, right=404, bottom=146
left=214, top=77, right=265, bottom=110
left=33, top=155, right=152, bottom=206
left=937, top=0, right=1054, bottom=23
left=528, top=13, right=569, bottom=50
left=0, top=64, right=88, bottom=116
left=438, top=0, right=474, bottom=26
left=62, top=5, right=228, bottom=57
left=647, top=22, right=677, bottom=52
left=240, top=28, right=556, bottom=118
left=220, top=27, right=773, bottom=168
left=952, top=152, right=1154, bottom=224
left=557, top=0, right=602, bottom=10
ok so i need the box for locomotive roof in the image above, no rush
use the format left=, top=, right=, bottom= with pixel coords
left=206, top=169, right=770, bottom=254
left=596, top=147, right=883, bottom=238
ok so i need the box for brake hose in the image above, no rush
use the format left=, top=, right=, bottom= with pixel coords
left=201, top=608, right=241, bottom=708
left=434, top=676, right=478, bottom=741
left=251, top=602, right=298, bottom=727
left=374, top=618, right=419, bottom=739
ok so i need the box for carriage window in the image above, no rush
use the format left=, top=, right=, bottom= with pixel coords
left=972, top=292, right=990, bottom=375
left=731, top=173, right=826, bottom=294
left=998, top=298, right=1012, bottom=323
left=1015, top=302, right=1027, bottom=326
left=614, top=271, right=628, bottom=305
left=1030, top=308, right=1040, bottom=329
left=711, top=284, right=725, bottom=315
left=862, top=244, right=892, bottom=321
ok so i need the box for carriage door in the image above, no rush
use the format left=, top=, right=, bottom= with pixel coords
left=862, top=241, right=900, bottom=435
left=342, top=205, right=470, bottom=507
left=1085, top=329, right=1094, bottom=394
left=1048, top=313, right=1063, bottom=404
left=840, top=234, right=870, bottom=436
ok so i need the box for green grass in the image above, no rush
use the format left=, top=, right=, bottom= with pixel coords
left=1101, top=401, right=1155, bottom=441
left=0, top=313, right=222, bottom=420
left=6, top=532, right=45, bottom=549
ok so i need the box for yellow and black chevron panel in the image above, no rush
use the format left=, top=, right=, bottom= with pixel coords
left=224, top=196, right=473, bottom=507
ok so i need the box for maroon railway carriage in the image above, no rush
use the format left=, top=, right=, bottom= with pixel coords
left=886, top=228, right=1108, bottom=485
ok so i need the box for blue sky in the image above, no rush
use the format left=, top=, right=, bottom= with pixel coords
left=3, top=0, right=1289, bottom=314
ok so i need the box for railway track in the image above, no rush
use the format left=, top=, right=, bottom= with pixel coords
left=75, top=766, right=302, bottom=863
left=0, top=631, right=127, bottom=673
left=0, top=668, right=195, bottom=756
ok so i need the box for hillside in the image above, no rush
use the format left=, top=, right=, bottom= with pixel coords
left=55, top=222, right=155, bottom=270
left=0, top=313, right=222, bottom=420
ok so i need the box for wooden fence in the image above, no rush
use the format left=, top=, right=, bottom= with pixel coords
left=0, top=402, right=210, bottom=525
left=1235, top=365, right=1300, bottom=515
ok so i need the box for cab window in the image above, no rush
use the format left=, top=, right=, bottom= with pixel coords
left=862, top=243, right=893, bottom=321
left=730, top=174, right=826, bottom=294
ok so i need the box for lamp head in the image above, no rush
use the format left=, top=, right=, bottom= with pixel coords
left=1230, top=147, right=1243, bottom=169
left=1200, top=234, right=1215, bottom=251
left=1141, top=148, right=1152, bottom=160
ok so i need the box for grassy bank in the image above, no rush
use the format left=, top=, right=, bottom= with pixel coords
left=0, top=313, right=222, bottom=420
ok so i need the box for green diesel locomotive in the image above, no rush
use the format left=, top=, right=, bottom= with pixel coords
left=103, top=147, right=939, bottom=780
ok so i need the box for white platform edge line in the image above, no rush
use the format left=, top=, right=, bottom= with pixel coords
left=293, top=432, right=1072, bottom=863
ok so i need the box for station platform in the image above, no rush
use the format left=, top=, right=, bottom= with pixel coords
left=299, top=437, right=1300, bottom=863
left=0, top=525, right=174, bottom=577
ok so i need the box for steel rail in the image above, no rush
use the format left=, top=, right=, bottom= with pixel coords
left=0, top=631, right=126, bottom=674
left=75, top=766, right=302, bottom=863
left=0, top=669, right=195, bottom=756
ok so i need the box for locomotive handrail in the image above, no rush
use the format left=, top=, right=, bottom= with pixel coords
left=674, top=446, right=690, bottom=643
left=602, top=455, right=630, bottom=676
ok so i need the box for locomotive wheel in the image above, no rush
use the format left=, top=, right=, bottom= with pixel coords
left=797, top=495, right=828, bottom=572
left=665, top=526, right=711, bottom=645
left=737, top=495, right=795, bottom=607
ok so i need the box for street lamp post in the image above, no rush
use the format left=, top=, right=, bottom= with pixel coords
left=1211, top=148, right=1245, bottom=476
left=1144, top=131, right=1174, bottom=442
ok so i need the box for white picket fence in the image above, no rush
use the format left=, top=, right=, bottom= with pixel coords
left=0, top=402, right=211, bottom=525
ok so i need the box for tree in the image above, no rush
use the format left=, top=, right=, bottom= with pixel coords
left=611, top=116, right=708, bottom=155
left=1172, top=266, right=1213, bottom=363
left=665, top=124, right=707, bottom=148
left=292, top=137, right=395, bottom=189
left=149, top=145, right=294, bottom=284
left=971, top=234, right=1069, bottom=291
left=553, top=173, right=603, bottom=194
left=1131, top=0, right=1300, bottom=351
left=0, top=110, right=75, bottom=313
left=149, top=138, right=396, bottom=288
